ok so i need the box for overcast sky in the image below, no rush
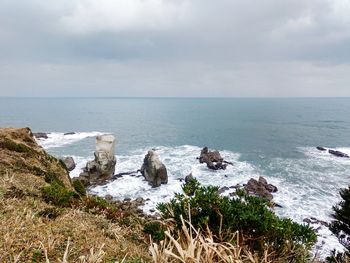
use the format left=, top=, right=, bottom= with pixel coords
left=0, top=0, right=349, bottom=97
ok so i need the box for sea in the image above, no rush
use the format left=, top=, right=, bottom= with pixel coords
left=1, top=97, right=350, bottom=257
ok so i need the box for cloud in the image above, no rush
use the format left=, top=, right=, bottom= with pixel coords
left=0, top=0, right=349, bottom=96
left=60, top=0, right=192, bottom=33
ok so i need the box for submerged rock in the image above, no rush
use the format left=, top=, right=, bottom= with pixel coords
left=328, top=149, right=349, bottom=158
left=78, top=134, right=117, bottom=186
left=140, top=150, right=168, bottom=187
left=62, top=156, right=76, bottom=172
left=64, top=132, right=76, bottom=136
left=33, top=132, right=49, bottom=139
left=316, top=146, right=327, bottom=151
left=244, top=176, right=278, bottom=201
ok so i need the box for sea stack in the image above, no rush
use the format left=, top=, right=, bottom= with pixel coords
left=77, top=134, right=117, bottom=186
left=140, top=150, right=168, bottom=187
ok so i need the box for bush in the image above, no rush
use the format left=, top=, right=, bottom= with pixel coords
left=0, top=138, right=31, bottom=153
left=41, top=181, right=75, bottom=206
left=72, top=179, right=86, bottom=196
left=157, top=179, right=316, bottom=260
left=328, top=187, right=350, bottom=262
left=143, top=221, right=166, bottom=241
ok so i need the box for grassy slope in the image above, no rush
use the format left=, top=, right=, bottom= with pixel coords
left=0, top=128, right=150, bottom=262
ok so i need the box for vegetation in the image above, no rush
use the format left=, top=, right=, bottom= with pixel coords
left=72, top=179, right=87, bottom=196
left=156, top=179, right=317, bottom=262
left=328, top=186, right=350, bottom=262
left=0, top=138, right=32, bottom=153
left=41, top=181, right=76, bottom=206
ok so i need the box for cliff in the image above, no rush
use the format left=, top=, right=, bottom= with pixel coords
left=0, top=128, right=149, bottom=262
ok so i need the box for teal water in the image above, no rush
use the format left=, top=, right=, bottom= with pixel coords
left=1, top=97, right=350, bottom=254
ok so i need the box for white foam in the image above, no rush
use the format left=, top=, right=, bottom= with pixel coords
left=64, top=145, right=349, bottom=257
left=36, top=132, right=105, bottom=149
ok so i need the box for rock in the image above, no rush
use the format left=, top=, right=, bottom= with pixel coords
left=64, top=132, right=76, bottom=136
left=316, top=146, right=327, bottom=151
left=140, top=150, right=168, bottom=187
left=105, top=194, right=113, bottom=201
left=77, top=135, right=117, bottom=186
left=185, top=173, right=195, bottom=183
left=329, top=149, right=349, bottom=158
left=124, top=197, right=131, bottom=202
left=62, top=157, right=76, bottom=172
left=244, top=176, right=277, bottom=201
left=199, top=147, right=223, bottom=164
left=135, top=197, right=144, bottom=204
left=218, top=186, right=230, bottom=194
left=303, top=217, right=329, bottom=227
left=33, top=132, right=48, bottom=139
left=199, top=147, right=231, bottom=170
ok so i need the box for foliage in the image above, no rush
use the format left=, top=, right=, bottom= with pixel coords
left=328, top=186, right=350, bottom=262
left=143, top=221, right=166, bottom=242
left=0, top=138, right=31, bottom=153
left=157, top=179, right=317, bottom=260
left=41, top=181, right=75, bottom=206
left=72, top=179, right=86, bottom=196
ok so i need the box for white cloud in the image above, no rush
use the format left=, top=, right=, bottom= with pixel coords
left=60, top=0, right=192, bottom=33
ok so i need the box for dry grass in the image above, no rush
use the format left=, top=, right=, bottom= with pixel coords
left=0, top=194, right=150, bottom=262
left=148, top=216, right=328, bottom=263
left=149, top=216, right=273, bottom=263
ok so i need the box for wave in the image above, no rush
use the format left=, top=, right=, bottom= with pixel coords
left=60, top=145, right=349, bottom=257
left=36, top=131, right=106, bottom=149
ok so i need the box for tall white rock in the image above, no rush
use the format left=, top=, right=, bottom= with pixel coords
left=77, top=134, right=117, bottom=186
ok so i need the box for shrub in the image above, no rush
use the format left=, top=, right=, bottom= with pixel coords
left=143, top=221, right=166, bottom=241
left=72, top=179, right=86, bottom=196
left=157, top=179, right=316, bottom=260
left=328, top=186, right=350, bottom=262
left=41, top=181, right=75, bottom=206
left=0, top=138, right=31, bottom=153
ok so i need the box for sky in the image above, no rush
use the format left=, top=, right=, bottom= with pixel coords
left=0, top=0, right=349, bottom=97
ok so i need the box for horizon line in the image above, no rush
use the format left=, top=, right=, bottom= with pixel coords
left=0, top=96, right=350, bottom=99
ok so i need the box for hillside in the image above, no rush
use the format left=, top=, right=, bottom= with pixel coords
left=0, top=128, right=150, bottom=262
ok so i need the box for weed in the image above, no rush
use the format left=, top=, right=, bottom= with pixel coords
left=41, top=181, right=75, bottom=206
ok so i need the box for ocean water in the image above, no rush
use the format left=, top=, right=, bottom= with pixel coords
left=1, top=97, right=350, bottom=256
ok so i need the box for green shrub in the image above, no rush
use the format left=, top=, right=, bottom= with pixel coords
left=0, top=138, right=31, bottom=153
left=44, top=171, right=64, bottom=185
left=41, top=181, right=75, bottom=206
left=157, top=179, right=316, bottom=260
left=328, top=187, right=350, bottom=262
left=143, top=221, right=165, bottom=241
left=72, top=179, right=86, bottom=196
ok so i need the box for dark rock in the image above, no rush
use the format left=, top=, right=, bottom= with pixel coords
left=123, top=197, right=131, bottom=202
left=266, top=184, right=278, bottom=193
left=218, top=186, right=230, bottom=194
left=135, top=197, right=144, bottom=204
left=105, top=194, right=113, bottom=201
left=113, top=170, right=138, bottom=178
left=140, top=150, right=168, bottom=187
left=244, top=176, right=277, bottom=201
left=62, top=156, right=76, bottom=172
left=206, top=161, right=227, bottom=170
left=64, top=132, right=76, bottom=136
left=33, top=132, right=48, bottom=139
left=199, top=147, right=232, bottom=170
left=329, top=149, right=349, bottom=158
left=303, top=217, right=329, bottom=227
left=316, top=146, right=327, bottom=151
left=185, top=173, right=195, bottom=183
left=199, top=147, right=223, bottom=163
